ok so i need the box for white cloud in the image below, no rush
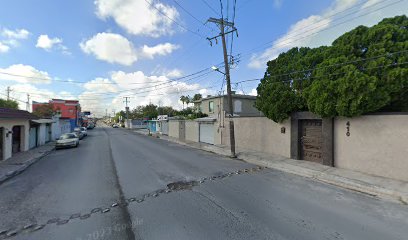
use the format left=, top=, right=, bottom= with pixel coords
left=80, top=32, right=179, bottom=65
left=83, top=77, right=118, bottom=93
left=94, top=0, right=180, bottom=37
left=141, top=43, right=180, bottom=59
left=2, top=84, right=74, bottom=110
left=36, top=34, right=70, bottom=54
left=249, top=88, right=257, bottom=96
left=0, top=64, right=51, bottom=84
left=0, top=42, right=10, bottom=53
left=1, top=28, right=30, bottom=39
left=36, top=35, right=62, bottom=49
left=0, top=28, right=30, bottom=53
left=80, top=32, right=138, bottom=66
left=166, top=69, right=183, bottom=78
left=79, top=70, right=203, bottom=113
left=248, top=0, right=408, bottom=68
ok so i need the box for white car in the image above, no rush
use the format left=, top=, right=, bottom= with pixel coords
left=56, top=133, right=79, bottom=149
left=80, top=127, right=88, bottom=136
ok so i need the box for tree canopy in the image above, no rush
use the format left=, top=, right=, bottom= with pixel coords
left=256, top=15, right=408, bottom=122
left=0, top=99, right=19, bottom=109
left=33, top=104, right=57, bottom=118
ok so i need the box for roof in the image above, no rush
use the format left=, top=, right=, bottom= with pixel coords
left=194, top=94, right=256, bottom=103
left=0, top=108, right=38, bottom=120
left=31, top=119, right=56, bottom=124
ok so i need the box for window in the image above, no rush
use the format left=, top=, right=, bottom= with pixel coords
left=209, top=101, right=214, bottom=113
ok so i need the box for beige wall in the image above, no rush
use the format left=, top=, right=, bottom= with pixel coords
left=0, top=119, right=30, bottom=160
left=197, top=96, right=262, bottom=118
left=334, top=115, right=408, bottom=181
left=168, top=120, right=180, bottom=139
left=185, top=121, right=199, bottom=142
left=221, top=117, right=291, bottom=158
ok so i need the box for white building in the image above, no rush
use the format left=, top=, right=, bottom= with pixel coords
left=0, top=108, right=38, bottom=161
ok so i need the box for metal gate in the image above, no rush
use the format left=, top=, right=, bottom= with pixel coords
left=45, top=125, right=51, bottom=142
left=300, top=120, right=323, bottom=164
left=199, top=123, right=214, bottom=144
left=161, top=121, right=169, bottom=135
left=29, top=127, right=37, bottom=149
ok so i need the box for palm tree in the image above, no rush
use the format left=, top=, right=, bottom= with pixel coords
left=180, top=95, right=186, bottom=109
left=185, top=95, right=191, bottom=108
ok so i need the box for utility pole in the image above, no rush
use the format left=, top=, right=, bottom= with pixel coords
left=26, top=94, right=30, bottom=112
left=123, top=97, right=130, bottom=120
left=6, top=86, right=12, bottom=100
left=105, top=109, right=108, bottom=118
left=207, top=17, right=238, bottom=158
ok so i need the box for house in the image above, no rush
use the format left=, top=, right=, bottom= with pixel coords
left=30, top=119, right=55, bottom=147
left=0, top=108, right=38, bottom=161
left=193, top=93, right=263, bottom=119
left=32, top=99, right=81, bottom=131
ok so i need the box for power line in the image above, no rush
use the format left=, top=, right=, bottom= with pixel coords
left=173, top=0, right=215, bottom=32
left=201, top=0, right=221, bottom=17
left=262, top=61, right=408, bottom=85
left=234, top=60, right=408, bottom=85
left=143, top=0, right=206, bottom=39
left=237, top=0, right=403, bottom=60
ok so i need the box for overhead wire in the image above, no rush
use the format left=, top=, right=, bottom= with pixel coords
left=143, top=0, right=207, bottom=39
left=236, top=0, right=404, bottom=60
left=201, top=0, right=221, bottom=17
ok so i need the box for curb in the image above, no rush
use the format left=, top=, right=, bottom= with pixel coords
left=143, top=131, right=408, bottom=205
left=0, top=147, right=55, bottom=185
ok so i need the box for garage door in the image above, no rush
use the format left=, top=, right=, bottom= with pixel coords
left=199, top=123, right=214, bottom=144
left=300, top=119, right=323, bottom=164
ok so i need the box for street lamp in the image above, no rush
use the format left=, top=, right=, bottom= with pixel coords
left=211, top=66, right=225, bottom=75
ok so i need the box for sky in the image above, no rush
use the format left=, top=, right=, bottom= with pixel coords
left=0, top=0, right=406, bottom=116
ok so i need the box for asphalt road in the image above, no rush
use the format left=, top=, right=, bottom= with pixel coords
left=0, top=126, right=407, bottom=240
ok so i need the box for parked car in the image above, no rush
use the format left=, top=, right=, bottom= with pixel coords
left=112, top=124, right=119, bottom=128
left=73, top=129, right=84, bottom=140
left=80, top=127, right=88, bottom=136
left=56, top=133, right=79, bottom=149
left=87, top=122, right=95, bottom=129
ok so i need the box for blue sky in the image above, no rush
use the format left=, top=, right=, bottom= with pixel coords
left=0, top=0, right=406, bottom=116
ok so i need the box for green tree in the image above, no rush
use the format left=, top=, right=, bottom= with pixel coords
left=192, top=93, right=202, bottom=101
left=185, top=95, right=191, bottom=107
left=180, top=95, right=187, bottom=109
left=142, top=104, right=158, bottom=119
left=256, top=15, right=408, bottom=122
left=113, top=111, right=126, bottom=123
left=33, top=104, right=56, bottom=118
left=0, top=99, right=18, bottom=109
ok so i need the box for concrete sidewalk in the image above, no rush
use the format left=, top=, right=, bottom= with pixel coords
left=133, top=128, right=408, bottom=204
left=0, top=142, right=55, bottom=184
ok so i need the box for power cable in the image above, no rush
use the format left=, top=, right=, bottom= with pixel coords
left=201, top=0, right=221, bottom=17
left=237, top=0, right=403, bottom=60
left=143, top=0, right=207, bottom=39
left=173, top=0, right=215, bottom=33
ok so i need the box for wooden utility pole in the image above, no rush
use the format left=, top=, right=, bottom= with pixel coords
left=207, top=17, right=238, bottom=158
